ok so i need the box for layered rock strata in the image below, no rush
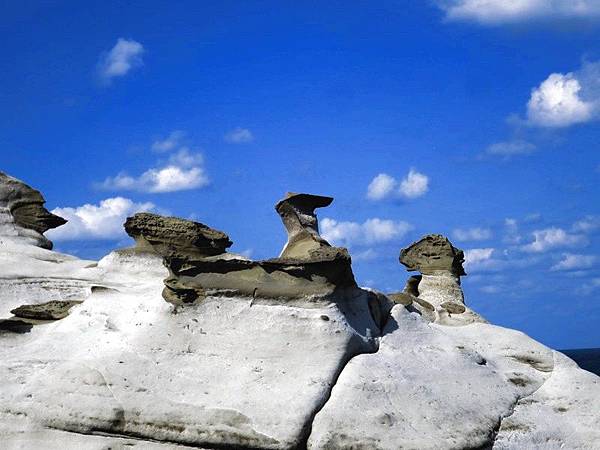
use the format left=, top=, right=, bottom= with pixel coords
left=0, top=172, right=66, bottom=249
left=124, top=193, right=357, bottom=307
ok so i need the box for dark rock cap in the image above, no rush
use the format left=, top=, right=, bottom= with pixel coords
left=275, top=192, right=333, bottom=259
left=0, top=171, right=67, bottom=248
left=399, top=234, right=466, bottom=276
left=124, top=212, right=232, bottom=257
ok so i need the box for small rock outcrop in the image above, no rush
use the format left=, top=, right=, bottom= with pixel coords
left=276, top=192, right=333, bottom=258
left=124, top=194, right=357, bottom=306
left=0, top=172, right=66, bottom=249
left=10, top=300, right=82, bottom=321
left=395, top=234, right=483, bottom=325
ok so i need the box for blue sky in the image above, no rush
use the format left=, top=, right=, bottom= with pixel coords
left=2, top=1, right=599, bottom=349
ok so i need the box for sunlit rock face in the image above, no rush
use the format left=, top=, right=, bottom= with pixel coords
left=0, top=172, right=66, bottom=249
left=0, top=174, right=599, bottom=450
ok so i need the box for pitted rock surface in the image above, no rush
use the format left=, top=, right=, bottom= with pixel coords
left=400, top=234, right=466, bottom=276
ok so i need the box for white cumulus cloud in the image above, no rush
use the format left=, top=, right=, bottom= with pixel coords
left=224, top=127, right=254, bottom=143
left=464, top=248, right=495, bottom=269
left=97, top=38, right=144, bottom=83
left=99, top=130, right=210, bottom=194
left=437, top=0, right=600, bottom=25
left=521, top=227, right=587, bottom=253
left=46, top=197, right=154, bottom=241
left=99, top=149, right=208, bottom=193
left=399, top=169, right=429, bottom=199
left=527, top=72, right=594, bottom=127
left=453, top=227, right=493, bottom=242
left=366, top=169, right=429, bottom=201
left=551, top=253, right=596, bottom=271
left=366, top=173, right=396, bottom=200
left=321, top=217, right=413, bottom=247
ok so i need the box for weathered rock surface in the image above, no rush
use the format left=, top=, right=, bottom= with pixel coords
left=0, top=172, right=67, bottom=249
left=126, top=195, right=358, bottom=307
left=124, top=212, right=233, bottom=258
left=275, top=192, right=333, bottom=259
left=400, top=233, right=466, bottom=276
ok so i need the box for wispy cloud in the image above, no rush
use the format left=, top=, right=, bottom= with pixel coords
left=97, top=38, right=144, bottom=84
left=366, top=169, right=429, bottom=201
left=503, top=218, right=522, bottom=245
left=577, top=277, right=600, bottom=295
left=321, top=217, right=413, bottom=247
left=484, top=140, right=536, bottom=159
left=436, top=0, right=600, bottom=25
left=47, top=197, right=154, bottom=241
left=453, top=227, right=493, bottom=242
left=551, top=253, right=596, bottom=271
left=521, top=227, right=587, bottom=253
left=224, top=127, right=254, bottom=143
left=572, top=216, right=600, bottom=233
left=152, top=130, right=186, bottom=152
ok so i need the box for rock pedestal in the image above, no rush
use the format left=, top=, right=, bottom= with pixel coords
left=397, top=234, right=482, bottom=324
left=275, top=192, right=333, bottom=258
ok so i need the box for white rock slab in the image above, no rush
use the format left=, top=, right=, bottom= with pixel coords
left=494, top=351, right=600, bottom=449
left=0, top=247, right=379, bottom=449
left=308, top=305, right=561, bottom=450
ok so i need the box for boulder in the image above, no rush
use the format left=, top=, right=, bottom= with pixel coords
left=123, top=212, right=232, bottom=258
left=10, top=300, right=82, bottom=321
left=0, top=172, right=66, bottom=249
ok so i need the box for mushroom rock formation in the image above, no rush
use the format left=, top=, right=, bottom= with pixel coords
left=124, top=196, right=358, bottom=308
left=398, top=234, right=483, bottom=325
left=275, top=192, right=333, bottom=258
left=399, top=233, right=466, bottom=276
left=0, top=171, right=67, bottom=249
